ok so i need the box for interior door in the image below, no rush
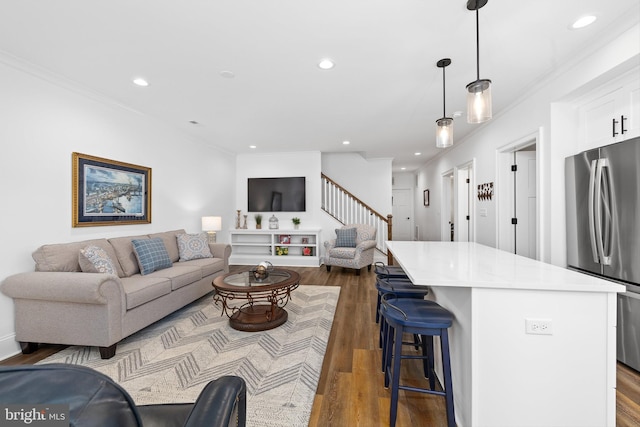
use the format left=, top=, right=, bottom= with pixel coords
left=456, top=167, right=470, bottom=242
left=392, top=189, right=412, bottom=241
left=515, top=150, right=537, bottom=258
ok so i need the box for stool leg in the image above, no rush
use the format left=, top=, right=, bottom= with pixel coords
left=421, top=334, right=436, bottom=390
left=375, top=292, right=381, bottom=323
left=389, top=325, right=404, bottom=427
left=383, top=323, right=394, bottom=382
left=440, top=329, right=455, bottom=427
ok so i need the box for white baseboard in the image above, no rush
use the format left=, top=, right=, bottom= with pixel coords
left=0, top=333, right=20, bottom=362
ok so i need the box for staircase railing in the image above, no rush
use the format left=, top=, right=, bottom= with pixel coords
left=321, top=173, right=393, bottom=265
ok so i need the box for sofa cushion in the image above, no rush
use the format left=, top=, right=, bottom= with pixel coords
left=180, top=257, right=225, bottom=277
left=335, top=228, right=357, bottom=248
left=177, top=232, right=213, bottom=261
left=147, top=265, right=203, bottom=290
left=148, top=229, right=185, bottom=263
left=32, top=239, right=125, bottom=277
left=329, top=247, right=357, bottom=260
left=120, top=276, right=172, bottom=310
left=132, top=238, right=173, bottom=275
left=78, top=245, right=118, bottom=275
left=109, top=235, right=149, bottom=277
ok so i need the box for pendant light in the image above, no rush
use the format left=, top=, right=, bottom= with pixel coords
left=466, top=0, right=492, bottom=124
left=436, top=58, right=453, bottom=148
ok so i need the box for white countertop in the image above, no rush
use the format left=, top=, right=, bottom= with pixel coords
left=386, top=241, right=626, bottom=293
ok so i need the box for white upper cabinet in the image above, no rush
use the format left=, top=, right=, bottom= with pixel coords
left=579, top=71, right=640, bottom=150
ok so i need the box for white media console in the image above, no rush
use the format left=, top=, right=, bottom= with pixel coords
left=228, top=228, right=321, bottom=267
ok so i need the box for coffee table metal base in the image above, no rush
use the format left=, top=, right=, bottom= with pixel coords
left=229, top=304, right=288, bottom=332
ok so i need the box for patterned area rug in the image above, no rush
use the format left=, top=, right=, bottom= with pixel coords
left=39, top=285, right=340, bottom=427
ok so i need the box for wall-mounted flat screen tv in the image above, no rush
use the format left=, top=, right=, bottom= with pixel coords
left=247, top=177, right=306, bottom=212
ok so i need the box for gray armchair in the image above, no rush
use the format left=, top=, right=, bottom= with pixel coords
left=324, top=224, right=377, bottom=275
left=0, top=363, right=246, bottom=427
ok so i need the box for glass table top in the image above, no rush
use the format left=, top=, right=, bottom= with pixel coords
left=221, top=270, right=292, bottom=287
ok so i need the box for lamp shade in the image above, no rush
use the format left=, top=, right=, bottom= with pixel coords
left=466, top=79, right=492, bottom=123
left=201, top=216, right=222, bottom=231
left=436, top=117, right=453, bottom=148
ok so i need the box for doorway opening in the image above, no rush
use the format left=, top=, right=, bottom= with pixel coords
left=441, top=169, right=454, bottom=241
left=455, top=160, right=475, bottom=242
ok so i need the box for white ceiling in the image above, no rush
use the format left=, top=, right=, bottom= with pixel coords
left=1, top=0, right=638, bottom=171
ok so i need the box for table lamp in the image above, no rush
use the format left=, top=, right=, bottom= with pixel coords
left=201, top=216, right=222, bottom=243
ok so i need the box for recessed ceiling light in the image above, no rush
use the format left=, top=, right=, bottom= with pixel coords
left=401, top=167, right=406, bottom=170
left=219, top=70, right=235, bottom=78
left=318, top=58, right=335, bottom=70
left=571, top=15, right=596, bottom=29
left=414, top=152, right=421, bottom=156
left=453, top=111, right=463, bottom=118
left=342, top=140, right=350, bottom=145
left=249, top=145, right=257, bottom=149
left=132, top=77, right=149, bottom=87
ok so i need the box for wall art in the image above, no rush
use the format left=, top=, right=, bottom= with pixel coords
left=72, top=152, right=151, bottom=227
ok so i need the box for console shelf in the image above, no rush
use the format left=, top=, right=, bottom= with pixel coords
left=229, top=228, right=321, bottom=267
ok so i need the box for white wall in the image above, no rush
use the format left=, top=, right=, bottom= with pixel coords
left=415, top=22, right=640, bottom=266
left=0, top=57, right=236, bottom=360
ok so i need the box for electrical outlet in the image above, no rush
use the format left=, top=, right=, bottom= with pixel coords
left=525, top=318, right=553, bottom=335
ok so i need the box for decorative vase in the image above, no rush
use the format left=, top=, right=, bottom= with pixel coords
left=256, top=223, right=262, bottom=229
left=235, top=210, right=242, bottom=229
left=242, top=215, right=248, bottom=229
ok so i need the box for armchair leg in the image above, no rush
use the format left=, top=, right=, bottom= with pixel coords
left=326, top=265, right=332, bottom=272
left=368, top=264, right=372, bottom=271
left=356, top=268, right=361, bottom=276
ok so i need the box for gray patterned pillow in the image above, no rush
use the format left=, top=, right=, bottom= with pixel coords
left=177, top=232, right=213, bottom=261
left=79, top=245, right=118, bottom=274
left=335, top=228, right=357, bottom=248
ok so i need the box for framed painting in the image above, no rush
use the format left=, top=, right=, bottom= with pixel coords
left=72, top=152, right=151, bottom=227
left=423, top=189, right=430, bottom=207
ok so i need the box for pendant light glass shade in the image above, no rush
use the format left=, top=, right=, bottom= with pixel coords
left=436, top=117, right=453, bottom=148
left=436, top=58, right=453, bottom=148
left=466, top=0, right=492, bottom=124
left=466, top=79, right=492, bottom=123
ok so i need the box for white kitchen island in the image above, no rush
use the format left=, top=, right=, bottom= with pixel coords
left=385, top=241, right=625, bottom=427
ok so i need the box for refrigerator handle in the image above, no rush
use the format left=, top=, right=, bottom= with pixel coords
left=588, top=159, right=600, bottom=263
left=599, top=158, right=612, bottom=265
left=594, top=158, right=611, bottom=265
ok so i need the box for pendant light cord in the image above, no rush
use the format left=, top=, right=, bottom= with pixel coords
left=442, top=65, right=446, bottom=117
left=475, top=8, right=480, bottom=81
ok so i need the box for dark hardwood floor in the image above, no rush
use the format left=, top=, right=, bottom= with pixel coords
left=2, top=265, right=639, bottom=426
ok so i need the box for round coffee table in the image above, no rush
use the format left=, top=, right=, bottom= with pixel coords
left=212, top=269, right=300, bottom=332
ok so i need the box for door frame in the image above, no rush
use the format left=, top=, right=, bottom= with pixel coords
left=496, top=128, right=542, bottom=259
left=392, top=187, right=414, bottom=241
left=441, top=169, right=455, bottom=241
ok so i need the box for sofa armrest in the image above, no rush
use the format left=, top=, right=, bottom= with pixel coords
left=184, top=376, right=247, bottom=427
left=209, top=243, right=232, bottom=272
left=1, top=272, right=125, bottom=307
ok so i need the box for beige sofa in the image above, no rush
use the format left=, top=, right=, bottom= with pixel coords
left=1, top=229, right=231, bottom=359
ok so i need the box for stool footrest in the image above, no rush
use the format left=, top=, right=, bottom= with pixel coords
left=399, top=385, right=446, bottom=397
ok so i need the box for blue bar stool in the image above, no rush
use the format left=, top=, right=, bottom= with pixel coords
left=375, top=262, right=410, bottom=280
left=375, top=278, right=432, bottom=373
left=380, top=295, right=455, bottom=427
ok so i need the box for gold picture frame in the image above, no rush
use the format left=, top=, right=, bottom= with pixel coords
left=72, top=152, right=151, bottom=227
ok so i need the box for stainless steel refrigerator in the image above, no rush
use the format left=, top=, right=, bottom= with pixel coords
left=565, top=136, right=640, bottom=372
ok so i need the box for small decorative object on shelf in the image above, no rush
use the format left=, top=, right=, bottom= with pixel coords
left=269, top=214, right=279, bottom=229
left=279, top=235, right=291, bottom=244
left=292, top=217, right=301, bottom=229
left=255, top=214, right=263, bottom=229
left=242, top=215, right=248, bottom=229
left=302, top=237, right=309, bottom=244
left=236, top=210, right=242, bottom=229
left=250, top=261, right=273, bottom=282
left=302, top=246, right=313, bottom=256
left=275, top=246, right=288, bottom=256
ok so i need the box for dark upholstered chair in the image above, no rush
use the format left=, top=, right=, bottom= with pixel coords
left=0, top=363, right=246, bottom=427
